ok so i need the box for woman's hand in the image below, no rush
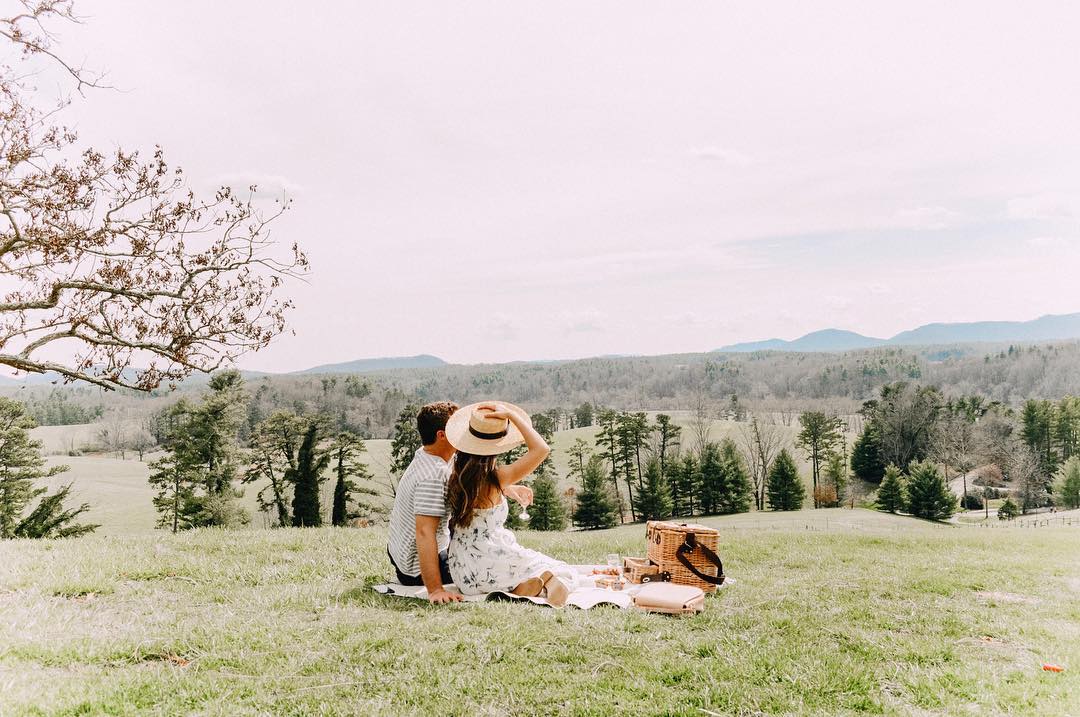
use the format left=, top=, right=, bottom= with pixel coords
left=504, top=484, right=534, bottom=508
left=481, top=406, right=512, bottom=422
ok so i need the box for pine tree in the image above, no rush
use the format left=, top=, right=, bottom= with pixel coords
left=766, top=449, right=805, bottom=511
left=0, top=398, right=96, bottom=539
left=1053, top=456, right=1080, bottom=510
left=148, top=450, right=201, bottom=533
left=331, top=432, right=377, bottom=526
left=698, top=442, right=724, bottom=514
left=528, top=473, right=568, bottom=530
left=594, top=408, right=626, bottom=522
left=851, top=422, right=886, bottom=483
left=148, top=370, right=249, bottom=530
left=905, top=461, right=958, bottom=521
left=875, top=465, right=906, bottom=513
left=573, top=455, right=619, bottom=530
left=670, top=453, right=700, bottom=517
left=290, top=420, right=331, bottom=527
left=997, top=497, right=1019, bottom=520
left=654, top=414, right=681, bottom=484
left=389, top=403, right=421, bottom=494
left=716, top=439, right=753, bottom=514
left=821, top=450, right=848, bottom=507
left=633, top=457, right=673, bottom=521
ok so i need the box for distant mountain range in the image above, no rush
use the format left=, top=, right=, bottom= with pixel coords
left=716, top=313, right=1080, bottom=353
left=0, top=355, right=449, bottom=387
left=294, top=354, right=447, bottom=374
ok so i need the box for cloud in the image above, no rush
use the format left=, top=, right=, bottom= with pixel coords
left=1007, top=194, right=1078, bottom=220
left=478, top=312, right=519, bottom=342
left=891, top=206, right=963, bottom=230
left=689, top=145, right=753, bottom=166
left=1025, top=236, right=1076, bottom=249
left=555, top=309, right=607, bottom=334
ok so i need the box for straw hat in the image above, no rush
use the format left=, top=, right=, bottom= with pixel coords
left=444, top=401, right=531, bottom=456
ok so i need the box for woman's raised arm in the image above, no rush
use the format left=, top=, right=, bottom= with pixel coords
left=489, top=408, right=550, bottom=488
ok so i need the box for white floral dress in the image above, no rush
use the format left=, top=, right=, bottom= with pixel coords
left=448, top=497, right=568, bottom=595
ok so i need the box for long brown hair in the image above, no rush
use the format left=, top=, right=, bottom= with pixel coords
left=447, top=452, right=500, bottom=530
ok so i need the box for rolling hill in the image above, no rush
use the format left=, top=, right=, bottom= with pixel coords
left=717, top=312, right=1080, bottom=353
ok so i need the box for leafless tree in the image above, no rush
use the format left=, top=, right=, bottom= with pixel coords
left=932, top=412, right=976, bottom=507
left=689, top=390, right=713, bottom=453
left=739, top=415, right=783, bottom=511
left=0, top=2, right=306, bottom=391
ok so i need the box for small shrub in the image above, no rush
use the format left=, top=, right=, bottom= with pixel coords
left=814, top=485, right=839, bottom=508
left=997, top=498, right=1019, bottom=520
left=959, top=494, right=983, bottom=510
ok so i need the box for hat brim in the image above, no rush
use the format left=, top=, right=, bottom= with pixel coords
left=444, top=401, right=531, bottom=456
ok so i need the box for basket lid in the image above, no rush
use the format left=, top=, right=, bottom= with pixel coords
left=646, top=520, right=718, bottom=535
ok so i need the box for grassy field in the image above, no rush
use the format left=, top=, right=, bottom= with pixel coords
left=31, top=416, right=843, bottom=536
left=2, top=509, right=1079, bottom=716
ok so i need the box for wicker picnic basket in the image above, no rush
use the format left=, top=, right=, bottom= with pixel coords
left=645, top=521, right=725, bottom=593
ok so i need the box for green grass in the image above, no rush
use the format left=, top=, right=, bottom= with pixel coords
left=2, top=509, right=1079, bottom=715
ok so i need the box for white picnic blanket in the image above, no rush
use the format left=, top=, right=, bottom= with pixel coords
left=372, top=564, right=638, bottom=609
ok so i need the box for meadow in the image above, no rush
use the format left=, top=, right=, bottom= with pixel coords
left=2, top=510, right=1079, bottom=716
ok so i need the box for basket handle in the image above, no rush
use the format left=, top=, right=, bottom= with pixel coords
left=676, top=533, right=725, bottom=586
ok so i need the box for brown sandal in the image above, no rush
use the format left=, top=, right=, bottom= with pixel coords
left=543, top=575, right=570, bottom=607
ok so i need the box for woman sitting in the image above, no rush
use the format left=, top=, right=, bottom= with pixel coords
left=445, top=402, right=576, bottom=606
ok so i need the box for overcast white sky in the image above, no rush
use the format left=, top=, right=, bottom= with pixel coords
left=49, top=1, right=1080, bottom=370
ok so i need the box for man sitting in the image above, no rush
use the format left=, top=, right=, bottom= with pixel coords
left=387, top=401, right=533, bottom=604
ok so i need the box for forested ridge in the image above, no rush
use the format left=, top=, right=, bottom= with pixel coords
left=7, top=341, right=1080, bottom=439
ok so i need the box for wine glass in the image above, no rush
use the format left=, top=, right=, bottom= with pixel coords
left=606, top=553, right=621, bottom=577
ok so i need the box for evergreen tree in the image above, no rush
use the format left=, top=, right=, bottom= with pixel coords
left=670, top=453, right=700, bottom=517
left=875, top=465, right=906, bottom=513
left=698, top=442, right=724, bottom=514
left=389, top=403, right=421, bottom=493
left=528, top=473, right=568, bottom=530
left=0, top=398, right=96, bottom=539
left=244, top=410, right=306, bottom=527
left=148, top=449, right=201, bottom=533
left=1021, top=399, right=1058, bottom=475
left=573, top=402, right=594, bottom=428
left=654, top=414, right=681, bottom=482
left=997, top=497, right=1019, bottom=520
left=573, top=455, right=619, bottom=530
left=614, top=411, right=651, bottom=521
left=821, top=450, right=848, bottom=507
left=567, top=438, right=591, bottom=485
left=633, top=456, right=673, bottom=521
left=716, top=439, right=753, bottom=514
left=905, top=461, right=958, bottom=521
left=290, top=420, right=331, bottom=527
left=594, top=408, right=626, bottom=521
left=148, top=370, right=249, bottom=530
left=766, top=449, right=805, bottom=511
left=1053, top=456, right=1080, bottom=510
left=851, top=422, right=886, bottom=483
left=331, top=432, right=377, bottom=526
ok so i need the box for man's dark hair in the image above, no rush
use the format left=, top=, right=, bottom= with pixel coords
left=417, top=401, right=458, bottom=445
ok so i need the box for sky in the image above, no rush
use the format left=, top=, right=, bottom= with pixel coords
left=38, top=1, right=1080, bottom=370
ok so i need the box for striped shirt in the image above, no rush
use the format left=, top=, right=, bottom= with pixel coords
left=387, top=448, right=453, bottom=577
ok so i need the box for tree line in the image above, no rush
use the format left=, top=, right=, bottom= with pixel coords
left=148, top=371, right=385, bottom=533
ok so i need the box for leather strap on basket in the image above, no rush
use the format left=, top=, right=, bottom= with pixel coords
left=676, top=532, right=725, bottom=585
